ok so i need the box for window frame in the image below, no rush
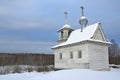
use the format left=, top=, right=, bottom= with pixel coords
left=78, top=51, right=82, bottom=58
left=70, top=51, right=73, bottom=59
left=59, top=53, right=62, bottom=59
left=61, top=31, right=64, bottom=39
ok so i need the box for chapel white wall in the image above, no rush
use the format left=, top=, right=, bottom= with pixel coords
left=54, top=43, right=89, bottom=69
left=88, top=43, right=109, bottom=70
left=93, top=26, right=106, bottom=41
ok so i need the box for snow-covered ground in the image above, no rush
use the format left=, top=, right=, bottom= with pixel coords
left=0, top=68, right=120, bottom=80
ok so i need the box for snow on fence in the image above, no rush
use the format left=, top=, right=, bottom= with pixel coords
left=0, top=53, right=54, bottom=74
left=109, top=64, right=120, bottom=68
left=0, top=65, right=54, bottom=74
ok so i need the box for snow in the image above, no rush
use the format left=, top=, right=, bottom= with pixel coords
left=0, top=71, right=44, bottom=80
left=80, top=16, right=87, bottom=19
left=52, top=22, right=110, bottom=48
left=0, top=69, right=120, bottom=80
left=62, top=24, right=71, bottom=28
left=0, top=65, right=54, bottom=74
left=57, top=24, right=72, bottom=32
left=66, top=22, right=98, bottom=43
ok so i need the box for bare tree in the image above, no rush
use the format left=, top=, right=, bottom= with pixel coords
left=109, top=39, right=120, bottom=64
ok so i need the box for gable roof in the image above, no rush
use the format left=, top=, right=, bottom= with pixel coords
left=52, top=22, right=110, bottom=49
left=92, top=24, right=106, bottom=41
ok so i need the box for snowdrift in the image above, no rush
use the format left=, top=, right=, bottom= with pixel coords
left=0, top=69, right=120, bottom=80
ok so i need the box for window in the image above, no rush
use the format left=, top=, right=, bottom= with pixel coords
left=61, top=31, right=64, bottom=39
left=70, top=51, right=73, bottom=59
left=78, top=51, right=82, bottom=58
left=60, top=53, right=62, bottom=59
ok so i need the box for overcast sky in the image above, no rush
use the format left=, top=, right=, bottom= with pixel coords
left=0, top=0, right=120, bottom=53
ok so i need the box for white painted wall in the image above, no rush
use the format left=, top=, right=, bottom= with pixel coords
left=88, top=42, right=109, bottom=70
left=54, top=41, right=109, bottom=70
left=54, top=43, right=89, bottom=69
left=94, top=29, right=104, bottom=41
left=93, top=25, right=106, bottom=41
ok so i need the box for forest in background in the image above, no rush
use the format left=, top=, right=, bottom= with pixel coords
left=0, top=54, right=54, bottom=74
left=0, top=53, right=54, bottom=66
left=109, top=39, right=120, bottom=65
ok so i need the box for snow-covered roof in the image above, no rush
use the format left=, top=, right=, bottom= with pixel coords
left=80, top=16, right=87, bottom=19
left=57, top=24, right=73, bottom=32
left=62, top=24, right=71, bottom=28
left=52, top=22, right=110, bottom=48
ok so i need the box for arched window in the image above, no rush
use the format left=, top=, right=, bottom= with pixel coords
left=61, top=31, right=64, bottom=38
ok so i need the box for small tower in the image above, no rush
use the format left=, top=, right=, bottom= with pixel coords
left=58, top=12, right=74, bottom=43
left=79, top=6, right=88, bottom=32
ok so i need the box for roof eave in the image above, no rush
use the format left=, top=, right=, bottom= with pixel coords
left=51, top=39, right=111, bottom=49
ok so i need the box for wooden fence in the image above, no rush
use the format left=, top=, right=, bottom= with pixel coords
left=0, top=53, right=54, bottom=66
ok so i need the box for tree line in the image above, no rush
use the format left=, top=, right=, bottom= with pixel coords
left=109, top=39, right=120, bottom=65
left=0, top=53, right=54, bottom=74
left=0, top=53, right=54, bottom=66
